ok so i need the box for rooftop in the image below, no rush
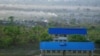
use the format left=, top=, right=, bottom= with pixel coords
left=48, top=28, right=87, bottom=35
left=40, top=42, right=95, bottom=51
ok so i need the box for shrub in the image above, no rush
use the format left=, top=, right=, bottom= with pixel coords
left=69, top=35, right=87, bottom=42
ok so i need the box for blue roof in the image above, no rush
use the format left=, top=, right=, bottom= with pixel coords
left=48, top=28, right=87, bottom=35
left=40, top=42, right=95, bottom=51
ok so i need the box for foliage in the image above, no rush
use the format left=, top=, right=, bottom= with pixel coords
left=69, top=35, right=89, bottom=42
left=40, top=32, right=52, bottom=41
left=0, top=25, right=52, bottom=48
left=8, top=16, right=14, bottom=25
left=0, top=36, right=13, bottom=48
left=95, top=40, right=100, bottom=44
left=0, top=22, right=100, bottom=48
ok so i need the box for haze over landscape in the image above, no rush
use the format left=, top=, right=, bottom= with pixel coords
left=0, top=0, right=100, bottom=24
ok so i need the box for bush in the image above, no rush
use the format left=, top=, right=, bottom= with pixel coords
left=69, top=35, right=88, bottom=42
left=0, top=36, right=13, bottom=48
left=95, top=39, right=100, bottom=44
left=40, top=32, right=52, bottom=41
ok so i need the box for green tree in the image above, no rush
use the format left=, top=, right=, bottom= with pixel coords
left=40, top=32, right=52, bottom=41
left=3, top=26, right=21, bottom=46
left=8, top=16, right=14, bottom=25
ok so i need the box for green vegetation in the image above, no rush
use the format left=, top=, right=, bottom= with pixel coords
left=69, top=35, right=88, bottom=42
left=0, top=25, right=52, bottom=49
left=0, top=17, right=100, bottom=49
left=0, top=24, right=100, bottom=49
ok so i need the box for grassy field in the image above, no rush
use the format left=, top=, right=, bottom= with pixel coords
left=0, top=49, right=39, bottom=56
left=0, top=49, right=100, bottom=56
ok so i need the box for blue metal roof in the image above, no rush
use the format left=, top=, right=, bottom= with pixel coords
left=40, top=42, right=95, bottom=50
left=48, top=28, right=87, bottom=35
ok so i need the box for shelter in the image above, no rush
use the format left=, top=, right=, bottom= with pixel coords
left=40, top=28, right=95, bottom=56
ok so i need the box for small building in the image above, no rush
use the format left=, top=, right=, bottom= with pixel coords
left=40, top=28, right=95, bottom=56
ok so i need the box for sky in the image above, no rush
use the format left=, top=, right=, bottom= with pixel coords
left=0, top=0, right=100, bottom=7
left=0, top=0, right=100, bottom=20
left=0, top=0, right=99, bottom=5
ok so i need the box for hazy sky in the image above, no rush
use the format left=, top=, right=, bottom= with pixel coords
left=0, top=0, right=99, bottom=5
left=0, top=0, right=100, bottom=20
